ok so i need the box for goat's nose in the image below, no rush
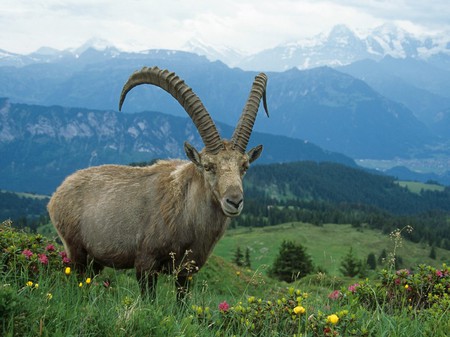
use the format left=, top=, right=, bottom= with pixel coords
left=226, top=197, right=243, bottom=210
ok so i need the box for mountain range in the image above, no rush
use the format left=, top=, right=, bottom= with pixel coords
left=1, top=23, right=450, bottom=188
left=0, top=98, right=355, bottom=194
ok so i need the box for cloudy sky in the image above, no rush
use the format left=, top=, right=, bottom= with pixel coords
left=1, top=0, right=449, bottom=55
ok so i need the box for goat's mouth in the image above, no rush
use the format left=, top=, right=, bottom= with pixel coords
left=220, top=199, right=244, bottom=218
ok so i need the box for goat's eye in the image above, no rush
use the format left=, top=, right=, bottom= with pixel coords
left=241, top=164, right=249, bottom=174
left=204, top=163, right=216, bottom=173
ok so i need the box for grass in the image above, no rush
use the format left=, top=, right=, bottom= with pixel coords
left=395, top=181, right=445, bottom=194
left=2, top=221, right=450, bottom=336
left=214, top=222, right=450, bottom=275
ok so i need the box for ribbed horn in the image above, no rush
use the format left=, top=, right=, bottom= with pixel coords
left=231, top=73, right=269, bottom=153
left=119, top=66, right=223, bottom=154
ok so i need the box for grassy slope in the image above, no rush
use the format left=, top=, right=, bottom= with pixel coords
left=213, top=222, right=450, bottom=276
left=396, top=181, right=446, bottom=194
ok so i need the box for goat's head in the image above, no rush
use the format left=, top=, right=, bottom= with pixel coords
left=119, top=66, right=268, bottom=217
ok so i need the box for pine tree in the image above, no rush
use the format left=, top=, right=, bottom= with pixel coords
left=340, top=247, right=360, bottom=277
left=244, top=247, right=251, bottom=268
left=233, top=246, right=244, bottom=266
left=269, top=240, right=314, bottom=282
left=367, top=252, right=377, bottom=270
left=429, top=245, right=437, bottom=260
left=378, top=249, right=387, bottom=265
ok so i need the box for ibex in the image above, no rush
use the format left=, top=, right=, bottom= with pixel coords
left=47, top=66, right=268, bottom=298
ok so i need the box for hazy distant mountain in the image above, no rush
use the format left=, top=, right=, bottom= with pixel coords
left=0, top=98, right=355, bottom=194
left=338, top=57, right=450, bottom=134
left=0, top=47, right=437, bottom=159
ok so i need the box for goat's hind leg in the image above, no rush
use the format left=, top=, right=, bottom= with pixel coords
left=136, top=269, right=158, bottom=299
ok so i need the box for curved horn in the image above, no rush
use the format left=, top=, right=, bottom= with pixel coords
left=119, top=66, right=223, bottom=154
left=231, top=73, right=269, bottom=153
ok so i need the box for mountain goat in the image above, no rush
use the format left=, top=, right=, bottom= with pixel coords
left=47, top=66, right=268, bottom=297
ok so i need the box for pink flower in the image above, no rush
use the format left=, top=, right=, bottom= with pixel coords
left=45, top=244, right=55, bottom=252
left=436, top=270, right=443, bottom=278
left=218, top=301, right=230, bottom=312
left=22, top=249, right=33, bottom=259
left=348, top=283, right=360, bottom=293
left=328, top=290, right=341, bottom=300
left=62, top=256, right=71, bottom=264
left=38, top=253, right=49, bottom=265
left=59, top=251, right=67, bottom=258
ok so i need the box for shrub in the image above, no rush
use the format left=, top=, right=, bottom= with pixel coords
left=0, top=220, right=70, bottom=285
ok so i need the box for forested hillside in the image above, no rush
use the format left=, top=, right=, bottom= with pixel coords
left=0, top=191, right=49, bottom=229
left=234, top=162, right=450, bottom=249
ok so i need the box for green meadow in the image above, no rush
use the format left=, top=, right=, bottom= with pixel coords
left=214, top=222, right=449, bottom=276
left=1, top=220, right=449, bottom=336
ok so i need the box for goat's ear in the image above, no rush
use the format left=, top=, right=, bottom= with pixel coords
left=184, top=142, right=202, bottom=167
left=247, top=144, right=263, bottom=164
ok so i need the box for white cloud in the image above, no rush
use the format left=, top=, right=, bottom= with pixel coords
left=1, top=0, right=449, bottom=54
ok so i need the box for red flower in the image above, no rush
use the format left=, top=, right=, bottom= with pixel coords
left=45, top=244, right=55, bottom=252
left=218, top=301, right=230, bottom=312
left=348, top=283, right=360, bottom=293
left=38, top=254, right=49, bottom=265
left=22, top=249, right=33, bottom=259
left=328, top=290, right=341, bottom=300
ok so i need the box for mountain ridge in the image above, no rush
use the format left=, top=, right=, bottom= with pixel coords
left=0, top=98, right=355, bottom=194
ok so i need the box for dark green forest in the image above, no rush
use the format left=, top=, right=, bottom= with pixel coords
left=0, top=191, right=49, bottom=229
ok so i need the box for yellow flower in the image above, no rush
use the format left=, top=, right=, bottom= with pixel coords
left=293, top=306, right=306, bottom=315
left=79, top=282, right=83, bottom=287
left=46, top=293, right=53, bottom=300
left=327, top=314, right=339, bottom=325
left=248, top=296, right=256, bottom=303
left=26, top=281, right=33, bottom=287
left=404, top=284, right=409, bottom=289
left=34, top=283, right=39, bottom=289
left=64, top=267, right=71, bottom=275
left=236, top=271, right=241, bottom=277
left=85, top=277, right=92, bottom=284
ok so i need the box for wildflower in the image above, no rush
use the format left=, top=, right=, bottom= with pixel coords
left=85, top=277, right=92, bottom=284
left=46, top=293, right=53, bottom=300
left=348, top=283, right=359, bottom=293
left=218, top=301, right=230, bottom=312
left=26, top=281, right=33, bottom=287
left=404, top=284, right=409, bottom=289
left=293, top=306, right=306, bottom=315
left=236, top=271, right=241, bottom=277
left=22, top=249, right=33, bottom=259
left=38, top=253, right=49, bottom=265
left=45, top=244, right=55, bottom=252
left=34, top=283, right=39, bottom=289
left=79, top=282, right=83, bottom=287
left=248, top=296, right=256, bottom=303
left=328, top=290, right=341, bottom=300
left=327, top=314, right=339, bottom=325
left=436, top=270, right=443, bottom=278
left=64, top=267, right=71, bottom=275
left=60, top=251, right=71, bottom=263
left=103, top=280, right=111, bottom=288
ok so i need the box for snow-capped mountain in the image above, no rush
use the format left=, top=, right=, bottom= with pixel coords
left=183, top=37, right=245, bottom=66
left=236, top=24, right=450, bottom=71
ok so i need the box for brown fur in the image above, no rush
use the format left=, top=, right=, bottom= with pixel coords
left=47, top=140, right=261, bottom=296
